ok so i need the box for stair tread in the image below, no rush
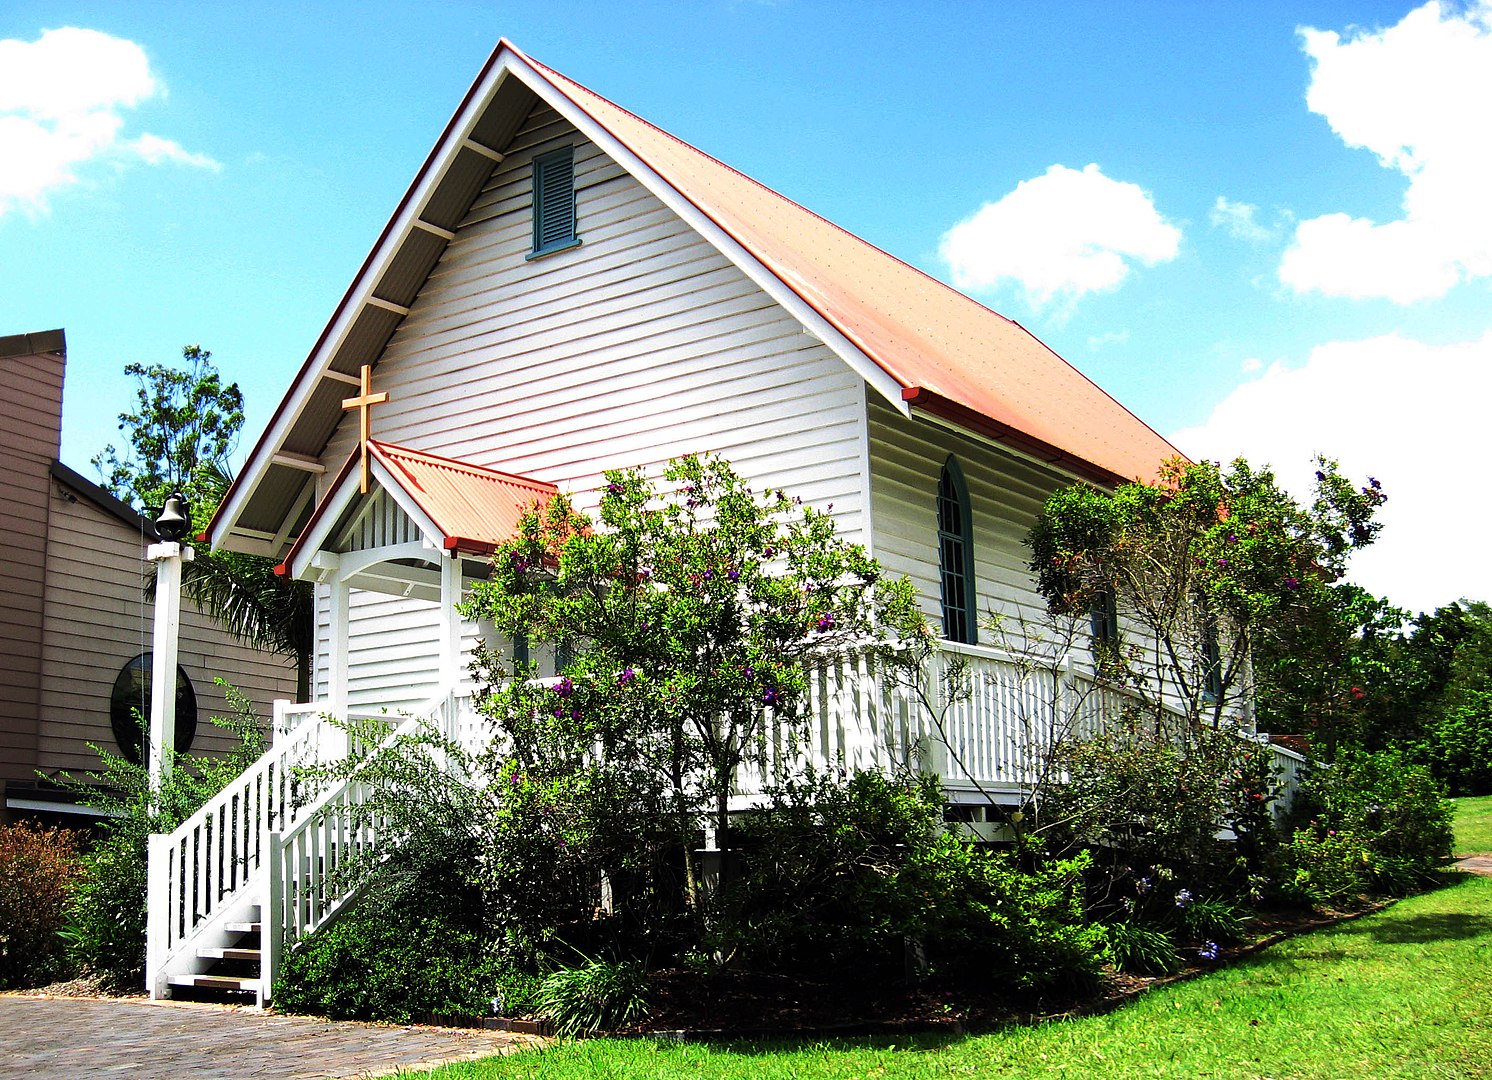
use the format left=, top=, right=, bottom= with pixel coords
left=196, top=947, right=261, bottom=961
left=167, top=974, right=260, bottom=990
left=222, top=922, right=262, bottom=933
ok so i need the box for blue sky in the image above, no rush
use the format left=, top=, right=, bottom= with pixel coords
left=2, top=1, right=1489, bottom=615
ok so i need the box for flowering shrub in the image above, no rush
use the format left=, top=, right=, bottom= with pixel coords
left=0, top=822, right=81, bottom=989
left=464, top=454, right=926, bottom=930
left=1288, top=748, right=1452, bottom=896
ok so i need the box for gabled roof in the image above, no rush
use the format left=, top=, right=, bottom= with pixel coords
left=372, top=441, right=557, bottom=555
left=277, top=441, right=556, bottom=581
left=209, top=41, right=1180, bottom=557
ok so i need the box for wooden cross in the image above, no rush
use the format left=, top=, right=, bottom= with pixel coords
left=342, top=364, right=389, bottom=494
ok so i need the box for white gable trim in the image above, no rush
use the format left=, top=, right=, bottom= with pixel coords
left=284, top=456, right=448, bottom=582
left=210, top=62, right=523, bottom=549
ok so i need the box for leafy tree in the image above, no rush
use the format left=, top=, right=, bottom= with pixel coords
left=462, top=455, right=927, bottom=910
left=93, top=347, right=312, bottom=699
left=1366, top=602, right=1492, bottom=795
left=1027, top=456, right=1386, bottom=749
left=1254, top=583, right=1406, bottom=752
left=92, top=345, right=244, bottom=513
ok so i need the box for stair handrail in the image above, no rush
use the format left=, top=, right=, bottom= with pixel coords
left=146, top=705, right=344, bottom=996
left=260, top=684, right=466, bottom=1001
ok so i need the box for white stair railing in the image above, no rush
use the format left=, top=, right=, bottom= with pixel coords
left=146, top=708, right=343, bottom=997
left=260, top=687, right=475, bottom=1002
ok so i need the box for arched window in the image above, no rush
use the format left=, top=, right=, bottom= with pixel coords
left=937, top=457, right=977, bottom=644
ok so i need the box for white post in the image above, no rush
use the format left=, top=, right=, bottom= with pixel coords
left=145, top=833, right=171, bottom=998
left=327, top=577, right=350, bottom=760
left=327, top=577, right=349, bottom=719
left=261, top=833, right=285, bottom=1007
left=439, top=554, right=462, bottom=740
left=146, top=540, right=193, bottom=793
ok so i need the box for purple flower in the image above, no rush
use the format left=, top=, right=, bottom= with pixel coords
left=1284, top=576, right=1300, bottom=589
left=743, top=665, right=754, bottom=680
left=1136, top=876, right=1152, bottom=895
left=570, top=708, right=581, bottom=721
left=762, top=687, right=781, bottom=707
left=1175, top=889, right=1193, bottom=908
left=1216, top=558, right=1229, bottom=568
left=606, top=481, right=623, bottom=495
left=727, top=567, right=741, bottom=582
left=1198, top=941, right=1219, bottom=961
left=816, top=612, right=836, bottom=633
left=703, top=569, right=713, bottom=580
left=618, top=667, right=636, bottom=686
left=553, top=677, right=575, bottom=698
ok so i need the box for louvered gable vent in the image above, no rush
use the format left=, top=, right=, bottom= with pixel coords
left=530, top=146, right=578, bottom=256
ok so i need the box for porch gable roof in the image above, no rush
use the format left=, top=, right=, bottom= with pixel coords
left=276, top=441, right=556, bottom=581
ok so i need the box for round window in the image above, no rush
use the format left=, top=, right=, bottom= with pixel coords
left=108, top=653, right=199, bottom=765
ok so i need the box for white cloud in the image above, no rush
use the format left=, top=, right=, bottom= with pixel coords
left=1279, top=2, right=1492, bottom=302
left=0, top=27, right=219, bottom=217
left=1210, top=196, right=1272, bottom=243
left=939, top=163, right=1181, bottom=309
left=1171, top=331, right=1492, bottom=615
left=1240, top=357, right=1263, bottom=374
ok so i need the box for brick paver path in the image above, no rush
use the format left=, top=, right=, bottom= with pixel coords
left=0, top=995, right=538, bottom=1079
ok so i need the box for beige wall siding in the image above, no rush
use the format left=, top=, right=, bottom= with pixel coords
left=867, top=395, right=1073, bottom=641
left=312, top=104, right=867, bottom=707
left=37, top=479, right=297, bottom=775
left=0, top=347, right=64, bottom=783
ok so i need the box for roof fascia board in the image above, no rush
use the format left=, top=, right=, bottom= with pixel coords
left=366, top=455, right=449, bottom=553
left=209, top=55, right=520, bottom=551
left=503, top=51, right=910, bottom=419
left=909, top=403, right=1125, bottom=493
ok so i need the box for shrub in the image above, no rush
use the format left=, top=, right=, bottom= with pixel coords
left=1045, top=715, right=1283, bottom=894
left=717, top=770, right=1104, bottom=994
left=273, top=907, right=499, bottom=1024
left=1101, top=921, right=1178, bottom=975
left=535, top=958, right=650, bottom=1037
left=63, top=831, right=148, bottom=991
left=0, top=822, right=81, bottom=989
left=273, top=747, right=501, bottom=1024
left=1291, top=748, right=1453, bottom=892
left=1280, top=829, right=1373, bottom=906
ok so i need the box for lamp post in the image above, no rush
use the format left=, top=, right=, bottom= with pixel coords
left=147, top=492, right=194, bottom=796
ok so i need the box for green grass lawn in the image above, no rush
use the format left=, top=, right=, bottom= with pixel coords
left=1454, top=796, right=1492, bottom=857
left=415, top=872, right=1492, bottom=1080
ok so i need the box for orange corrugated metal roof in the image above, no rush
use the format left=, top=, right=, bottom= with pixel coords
left=370, top=442, right=557, bottom=554
left=523, top=49, right=1181, bottom=484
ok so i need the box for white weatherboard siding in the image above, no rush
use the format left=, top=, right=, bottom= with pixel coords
left=310, top=104, right=868, bottom=708
left=867, top=396, right=1069, bottom=639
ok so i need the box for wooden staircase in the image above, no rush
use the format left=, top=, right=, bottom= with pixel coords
left=146, top=688, right=471, bottom=1007
left=165, top=907, right=264, bottom=999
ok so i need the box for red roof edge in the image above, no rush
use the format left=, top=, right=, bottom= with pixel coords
left=444, top=536, right=498, bottom=556
left=903, top=387, right=1133, bottom=489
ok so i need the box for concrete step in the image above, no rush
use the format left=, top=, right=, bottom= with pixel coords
left=168, top=974, right=261, bottom=993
